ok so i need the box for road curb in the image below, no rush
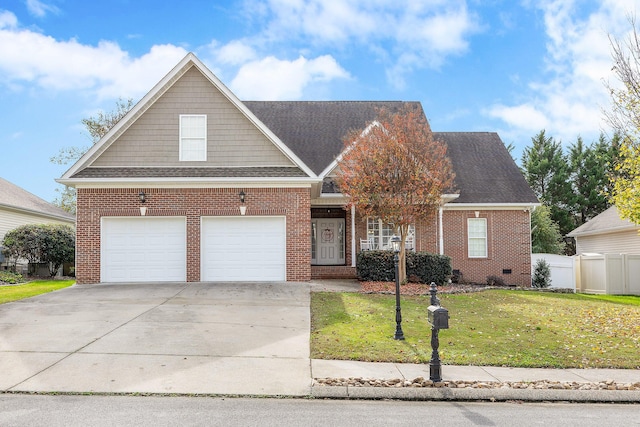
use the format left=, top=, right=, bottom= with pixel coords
left=310, top=385, right=640, bottom=402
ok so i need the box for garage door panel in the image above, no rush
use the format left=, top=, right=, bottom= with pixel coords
left=201, top=217, right=286, bottom=282
left=101, top=217, right=186, bottom=282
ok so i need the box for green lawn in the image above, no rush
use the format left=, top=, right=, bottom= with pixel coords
left=311, top=290, right=640, bottom=369
left=0, top=280, right=75, bottom=304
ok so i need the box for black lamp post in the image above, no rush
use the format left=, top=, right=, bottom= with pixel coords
left=391, top=235, right=404, bottom=340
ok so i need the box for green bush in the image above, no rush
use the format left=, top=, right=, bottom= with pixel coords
left=357, top=251, right=452, bottom=284
left=0, top=271, right=25, bottom=284
left=356, top=251, right=396, bottom=282
left=532, top=259, right=552, bottom=288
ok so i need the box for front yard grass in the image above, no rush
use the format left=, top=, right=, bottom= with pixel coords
left=0, top=280, right=75, bottom=304
left=311, top=290, right=640, bottom=369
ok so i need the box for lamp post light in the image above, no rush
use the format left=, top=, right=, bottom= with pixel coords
left=391, top=235, right=404, bottom=340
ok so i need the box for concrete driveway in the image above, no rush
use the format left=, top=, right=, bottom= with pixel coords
left=0, top=282, right=311, bottom=396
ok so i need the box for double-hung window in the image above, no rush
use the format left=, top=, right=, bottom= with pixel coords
left=180, top=115, right=207, bottom=161
left=467, top=218, right=487, bottom=258
left=366, top=218, right=415, bottom=250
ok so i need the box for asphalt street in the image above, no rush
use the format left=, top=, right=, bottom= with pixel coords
left=0, top=395, right=638, bottom=427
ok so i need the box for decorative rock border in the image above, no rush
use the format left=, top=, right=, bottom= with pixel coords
left=315, top=377, right=640, bottom=391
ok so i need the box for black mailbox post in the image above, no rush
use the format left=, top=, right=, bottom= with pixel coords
left=427, top=283, right=449, bottom=382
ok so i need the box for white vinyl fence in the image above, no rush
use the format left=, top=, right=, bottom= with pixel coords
left=575, top=254, right=640, bottom=295
left=531, top=253, right=575, bottom=289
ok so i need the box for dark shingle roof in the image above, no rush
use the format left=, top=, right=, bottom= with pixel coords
left=245, top=101, right=422, bottom=175
left=0, top=177, right=75, bottom=221
left=245, top=102, right=536, bottom=205
left=435, top=132, right=538, bottom=204
left=71, top=167, right=308, bottom=178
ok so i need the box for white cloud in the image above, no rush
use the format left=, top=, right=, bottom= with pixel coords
left=230, top=55, right=350, bottom=100
left=487, top=104, right=549, bottom=132
left=242, top=0, right=480, bottom=88
left=0, top=10, right=18, bottom=28
left=25, top=0, right=59, bottom=18
left=486, top=0, right=636, bottom=144
left=0, top=13, right=187, bottom=99
left=213, top=40, right=258, bottom=66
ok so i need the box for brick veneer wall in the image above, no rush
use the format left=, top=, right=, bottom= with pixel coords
left=442, top=210, right=532, bottom=287
left=75, top=187, right=311, bottom=284
left=351, top=209, right=531, bottom=287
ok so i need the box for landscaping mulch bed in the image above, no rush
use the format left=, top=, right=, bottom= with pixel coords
left=358, top=282, right=575, bottom=295
left=359, top=281, right=495, bottom=295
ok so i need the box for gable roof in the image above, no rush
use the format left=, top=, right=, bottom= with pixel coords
left=57, top=53, right=537, bottom=207
left=0, top=177, right=75, bottom=222
left=435, top=132, right=538, bottom=205
left=60, top=53, right=316, bottom=183
left=568, top=206, right=639, bottom=237
left=244, top=101, right=421, bottom=176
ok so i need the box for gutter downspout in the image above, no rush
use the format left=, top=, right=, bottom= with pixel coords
left=351, top=205, right=356, bottom=267
left=439, top=206, right=444, bottom=255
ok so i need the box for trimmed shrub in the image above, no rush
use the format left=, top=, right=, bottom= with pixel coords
left=357, top=251, right=452, bottom=284
left=532, top=259, right=552, bottom=288
left=0, top=271, right=24, bottom=284
left=356, top=251, right=395, bottom=282
left=486, top=275, right=507, bottom=287
left=406, top=252, right=452, bottom=284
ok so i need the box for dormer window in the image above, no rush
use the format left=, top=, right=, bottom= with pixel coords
left=180, top=114, right=207, bottom=161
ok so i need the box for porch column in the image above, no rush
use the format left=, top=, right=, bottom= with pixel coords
left=439, top=206, right=444, bottom=255
left=351, top=205, right=356, bottom=267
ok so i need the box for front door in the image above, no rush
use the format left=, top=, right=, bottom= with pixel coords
left=312, top=218, right=345, bottom=265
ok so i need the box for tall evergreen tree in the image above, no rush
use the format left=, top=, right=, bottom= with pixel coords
left=569, top=137, right=606, bottom=225
left=521, top=130, right=574, bottom=235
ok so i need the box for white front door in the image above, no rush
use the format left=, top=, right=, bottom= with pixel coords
left=312, top=218, right=345, bottom=265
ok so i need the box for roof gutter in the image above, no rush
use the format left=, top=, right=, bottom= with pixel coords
left=0, top=203, right=75, bottom=223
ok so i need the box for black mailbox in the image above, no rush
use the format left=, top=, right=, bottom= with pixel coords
left=428, top=305, right=449, bottom=329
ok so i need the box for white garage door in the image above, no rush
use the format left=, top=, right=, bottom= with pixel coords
left=201, top=216, right=286, bottom=281
left=101, top=217, right=186, bottom=282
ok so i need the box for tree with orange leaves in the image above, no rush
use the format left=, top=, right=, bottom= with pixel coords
left=337, top=105, right=455, bottom=282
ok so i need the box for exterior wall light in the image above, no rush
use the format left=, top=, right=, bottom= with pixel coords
left=138, top=191, right=147, bottom=216
left=239, top=190, right=247, bottom=216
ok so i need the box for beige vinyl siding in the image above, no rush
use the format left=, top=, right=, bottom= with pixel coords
left=576, top=229, right=640, bottom=255
left=93, top=66, right=295, bottom=168
left=0, top=207, right=75, bottom=241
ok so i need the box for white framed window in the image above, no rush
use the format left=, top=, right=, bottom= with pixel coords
left=366, top=218, right=415, bottom=250
left=180, top=114, right=207, bottom=161
left=467, top=218, right=487, bottom=258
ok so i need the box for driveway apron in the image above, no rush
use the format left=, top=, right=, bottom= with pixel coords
left=0, top=282, right=311, bottom=396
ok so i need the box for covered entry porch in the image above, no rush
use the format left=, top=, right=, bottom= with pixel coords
left=310, top=207, right=357, bottom=279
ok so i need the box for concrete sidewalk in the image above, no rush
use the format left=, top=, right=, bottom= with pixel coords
left=310, top=359, right=640, bottom=402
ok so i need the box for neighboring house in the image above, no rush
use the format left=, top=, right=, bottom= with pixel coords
left=0, top=177, right=76, bottom=269
left=568, top=206, right=640, bottom=254
left=58, top=53, right=538, bottom=286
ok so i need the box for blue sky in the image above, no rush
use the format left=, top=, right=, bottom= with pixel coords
left=0, top=0, right=637, bottom=203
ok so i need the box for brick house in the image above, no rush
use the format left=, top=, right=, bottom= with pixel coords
left=59, top=53, right=539, bottom=286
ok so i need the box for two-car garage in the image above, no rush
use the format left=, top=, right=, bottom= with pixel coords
left=100, top=216, right=286, bottom=282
